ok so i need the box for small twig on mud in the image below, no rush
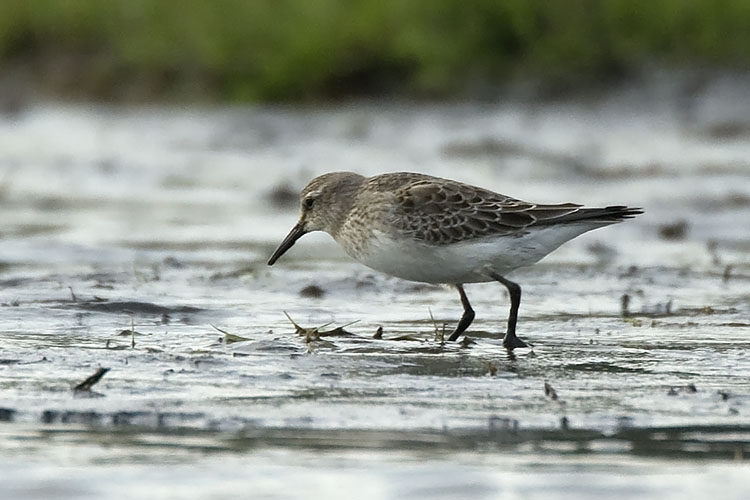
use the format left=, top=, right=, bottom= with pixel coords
left=74, top=367, right=110, bottom=392
left=283, top=311, right=358, bottom=341
left=211, top=324, right=251, bottom=343
left=544, top=382, right=559, bottom=400
left=428, top=308, right=445, bottom=343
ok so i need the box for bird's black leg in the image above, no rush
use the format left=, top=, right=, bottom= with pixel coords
left=448, top=284, right=474, bottom=341
left=488, top=272, right=528, bottom=350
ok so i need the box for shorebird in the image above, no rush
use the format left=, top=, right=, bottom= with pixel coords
left=268, top=172, right=641, bottom=350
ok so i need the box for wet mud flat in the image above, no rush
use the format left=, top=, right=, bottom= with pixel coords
left=2, top=82, right=750, bottom=497
left=1, top=258, right=750, bottom=499
left=2, top=249, right=749, bottom=499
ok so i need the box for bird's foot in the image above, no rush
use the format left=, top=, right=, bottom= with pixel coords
left=503, top=333, right=530, bottom=350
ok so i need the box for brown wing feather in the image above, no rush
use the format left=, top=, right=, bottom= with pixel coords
left=379, top=175, right=534, bottom=244
left=366, top=172, right=640, bottom=246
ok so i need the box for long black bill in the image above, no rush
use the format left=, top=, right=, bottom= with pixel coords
left=267, top=222, right=307, bottom=265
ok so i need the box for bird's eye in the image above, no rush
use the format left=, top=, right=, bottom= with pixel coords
left=303, top=196, right=315, bottom=209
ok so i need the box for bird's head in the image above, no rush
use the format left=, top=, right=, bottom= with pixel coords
left=267, top=172, right=365, bottom=265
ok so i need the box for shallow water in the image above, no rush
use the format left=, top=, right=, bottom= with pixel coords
left=2, top=77, right=750, bottom=498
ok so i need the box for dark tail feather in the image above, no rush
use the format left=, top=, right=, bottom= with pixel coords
left=539, top=206, right=643, bottom=225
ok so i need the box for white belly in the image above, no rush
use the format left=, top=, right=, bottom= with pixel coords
left=339, top=224, right=604, bottom=284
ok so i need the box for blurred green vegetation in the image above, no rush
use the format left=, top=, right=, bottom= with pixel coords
left=1, top=0, right=749, bottom=102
